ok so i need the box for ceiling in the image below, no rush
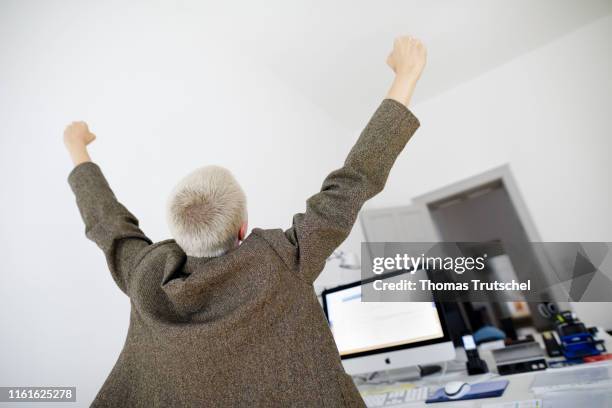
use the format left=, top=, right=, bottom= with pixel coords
left=1, top=0, right=610, bottom=130
left=198, top=0, right=612, bottom=128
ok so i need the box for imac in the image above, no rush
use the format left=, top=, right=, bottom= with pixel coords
left=321, top=271, right=456, bottom=375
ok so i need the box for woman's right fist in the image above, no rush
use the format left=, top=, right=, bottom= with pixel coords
left=64, top=121, right=96, bottom=148
left=386, top=36, right=427, bottom=81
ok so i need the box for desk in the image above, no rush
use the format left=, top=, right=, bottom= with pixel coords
left=357, top=330, right=612, bottom=407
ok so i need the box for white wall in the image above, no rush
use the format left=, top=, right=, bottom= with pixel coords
left=319, top=15, right=612, bottom=327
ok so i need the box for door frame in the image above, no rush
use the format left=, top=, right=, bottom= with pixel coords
left=412, top=164, right=565, bottom=328
left=412, top=164, right=543, bottom=243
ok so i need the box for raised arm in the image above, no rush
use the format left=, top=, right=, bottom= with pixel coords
left=64, top=123, right=151, bottom=294
left=284, top=36, right=427, bottom=283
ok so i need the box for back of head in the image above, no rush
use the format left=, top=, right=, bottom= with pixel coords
left=167, top=165, right=247, bottom=257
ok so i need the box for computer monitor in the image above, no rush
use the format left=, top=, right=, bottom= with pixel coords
left=321, top=271, right=456, bottom=375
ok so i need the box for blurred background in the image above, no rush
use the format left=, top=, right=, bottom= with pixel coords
left=1, top=0, right=611, bottom=405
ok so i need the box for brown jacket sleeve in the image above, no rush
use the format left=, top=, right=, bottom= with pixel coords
left=284, top=99, right=420, bottom=283
left=68, top=162, right=152, bottom=294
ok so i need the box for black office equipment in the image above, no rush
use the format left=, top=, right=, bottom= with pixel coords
left=542, top=331, right=563, bottom=357
left=462, top=335, right=489, bottom=375
left=492, top=342, right=547, bottom=375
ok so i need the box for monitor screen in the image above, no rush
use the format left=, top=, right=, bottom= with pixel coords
left=323, top=276, right=445, bottom=358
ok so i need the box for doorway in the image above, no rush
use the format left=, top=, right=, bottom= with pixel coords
left=360, top=165, right=559, bottom=332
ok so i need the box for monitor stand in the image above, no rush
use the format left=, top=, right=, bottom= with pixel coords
left=368, top=364, right=441, bottom=383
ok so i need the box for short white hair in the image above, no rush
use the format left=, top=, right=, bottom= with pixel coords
left=166, top=165, right=247, bottom=258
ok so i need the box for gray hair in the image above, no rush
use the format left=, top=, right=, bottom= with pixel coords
left=166, top=165, right=247, bottom=257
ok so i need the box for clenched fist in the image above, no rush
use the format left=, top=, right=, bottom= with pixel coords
left=64, top=121, right=96, bottom=148
left=385, top=36, right=427, bottom=107
left=387, top=36, right=427, bottom=80
left=63, top=121, right=95, bottom=166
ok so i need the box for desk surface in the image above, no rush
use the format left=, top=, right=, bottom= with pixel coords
left=357, top=330, right=612, bottom=407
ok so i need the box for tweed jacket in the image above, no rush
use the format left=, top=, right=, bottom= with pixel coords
left=68, top=99, right=419, bottom=407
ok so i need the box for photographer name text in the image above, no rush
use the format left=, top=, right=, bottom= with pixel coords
left=373, top=279, right=531, bottom=292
